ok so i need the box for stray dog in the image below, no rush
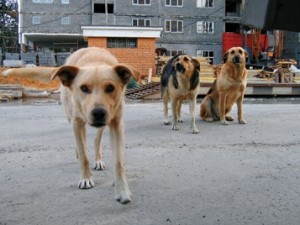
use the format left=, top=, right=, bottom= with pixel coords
left=200, top=47, right=248, bottom=125
left=161, top=54, right=201, bottom=133
left=3, top=47, right=138, bottom=203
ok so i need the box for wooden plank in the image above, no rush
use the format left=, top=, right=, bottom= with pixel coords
left=0, top=90, right=23, bottom=98
left=0, top=84, right=23, bottom=90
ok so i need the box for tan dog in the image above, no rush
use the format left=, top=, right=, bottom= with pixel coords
left=161, top=54, right=201, bottom=133
left=200, top=47, right=248, bottom=125
left=3, top=47, right=138, bottom=204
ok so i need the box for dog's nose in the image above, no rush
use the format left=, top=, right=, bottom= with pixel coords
left=233, top=56, right=241, bottom=64
left=176, top=63, right=185, bottom=73
left=91, top=108, right=107, bottom=127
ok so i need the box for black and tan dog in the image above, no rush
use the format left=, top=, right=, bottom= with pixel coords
left=161, top=54, right=201, bottom=133
left=3, top=47, right=139, bottom=204
left=200, top=47, right=248, bottom=125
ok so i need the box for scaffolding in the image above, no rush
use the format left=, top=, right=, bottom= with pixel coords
left=0, top=0, right=20, bottom=53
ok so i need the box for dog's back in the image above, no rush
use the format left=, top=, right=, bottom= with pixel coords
left=65, top=47, right=118, bottom=67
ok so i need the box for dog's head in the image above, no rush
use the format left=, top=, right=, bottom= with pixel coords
left=172, top=55, right=200, bottom=76
left=52, top=64, right=138, bottom=127
left=223, top=47, right=248, bottom=65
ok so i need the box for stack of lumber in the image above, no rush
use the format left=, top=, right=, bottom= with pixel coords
left=195, top=57, right=214, bottom=81
left=0, top=84, right=23, bottom=101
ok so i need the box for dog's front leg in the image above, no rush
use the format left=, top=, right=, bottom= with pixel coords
left=219, top=93, right=229, bottom=125
left=237, top=94, right=246, bottom=124
left=163, top=92, right=170, bottom=125
left=189, top=98, right=199, bottom=133
left=110, top=120, right=132, bottom=204
left=94, top=128, right=106, bottom=170
left=72, top=119, right=94, bottom=189
left=171, top=98, right=180, bottom=130
left=177, top=99, right=184, bottom=123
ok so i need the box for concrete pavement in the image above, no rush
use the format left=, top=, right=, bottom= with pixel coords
left=1, top=99, right=300, bottom=225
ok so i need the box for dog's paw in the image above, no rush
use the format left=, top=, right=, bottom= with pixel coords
left=163, top=119, right=170, bottom=125
left=191, top=127, right=200, bottom=134
left=78, top=177, right=95, bottom=189
left=225, top=116, right=234, bottom=121
left=172, top=125, right=180, bottom=130
left=238, top=119, right=247, bottom=124
left=204, top=117, right=214, bottom=122
left=220, top=120, right=229, bottom=125
left=115, top=190, right=132, bottom=204
left=114, top=183, right=132, bottom=204
left=94, top=160, right=105, bottom=170
left=177, top=118, right=184, bottom=123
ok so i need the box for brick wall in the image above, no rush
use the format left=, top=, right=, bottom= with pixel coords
left=87, top=37, right=156, bottom=78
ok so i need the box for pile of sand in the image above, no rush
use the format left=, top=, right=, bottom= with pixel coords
left=0, top=67, right=60, bottom=91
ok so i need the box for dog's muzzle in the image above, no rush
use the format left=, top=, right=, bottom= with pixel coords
left=91, top=107, right=107, bottom=127
left=175, top=63, right=186, bottom=73
left=232, top=56, right=241, bottom=64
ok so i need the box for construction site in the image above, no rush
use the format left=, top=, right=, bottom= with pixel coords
left=1, top=33, right=300, bottom=102
left=1, top=0, right=300, bottom=101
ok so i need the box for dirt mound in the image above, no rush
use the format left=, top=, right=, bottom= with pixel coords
left=0, top=67, right=60, bottom=91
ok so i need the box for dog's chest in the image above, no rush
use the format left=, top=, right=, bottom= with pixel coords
left=178, top=79, right=198, bottom=98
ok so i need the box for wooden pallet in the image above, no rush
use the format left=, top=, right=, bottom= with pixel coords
left=125, top=82, right=160, bottom=99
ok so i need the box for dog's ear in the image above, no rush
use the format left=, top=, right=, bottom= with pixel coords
left=244, top=49, right=249, bottom=62
left=51, top=66, right=79, bottom=88
left=114, top=64, right=140, bottom=85
left=223, top=51, right=229, bottom=63
left=191, top=58, right=201, bottom=71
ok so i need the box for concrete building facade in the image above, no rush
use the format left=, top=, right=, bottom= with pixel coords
left=19, top=0, right=245, bottom=66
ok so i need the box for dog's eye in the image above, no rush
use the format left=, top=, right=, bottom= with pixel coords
left=105, top=84, right=115, bottom=93
left=183, top=56, right=189, bottom=61
left=80, top=85, right=91, bottom=94
left=230, top=50, right=235, bottom=54
left=239, top=50, right=243, bottom=54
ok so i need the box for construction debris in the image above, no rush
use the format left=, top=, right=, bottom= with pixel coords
left=125, top=82, right=160, bottom=99
left=0, top=84, right=23, bottom=101
left=253, top=59, right=300, bottom=83
left=254, top=69, right=274, bottom=79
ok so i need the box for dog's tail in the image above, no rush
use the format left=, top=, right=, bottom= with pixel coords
left=200, top=96, right=211, bottom=119
left=2, top=67, right=58, bottom=82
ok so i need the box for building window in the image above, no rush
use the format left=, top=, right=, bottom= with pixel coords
left=165, top=20, right=183, bottom=33
left=61, top=0, right=69, bottom=4
left=197, top=50, right=214, bottom=64
left=197, top=0, right=213, bottom=8
left=33, top=0, right=53, bottom=3
left=132, top=0, right=151, bottom=5
left=132, top=18, right=151, bottom=27
left=107, top=38, right=137, bottom=48
left=166, top=0, right=183, bottom=7
left=197, top=21, right=214, bottom=34
left=32, top=16, right=41, bottom=24
left=167, top=50, right=184, bottom=56
left=94, top=3, right=114, bottom=13
left=61, top=17, right=70, bottom=25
